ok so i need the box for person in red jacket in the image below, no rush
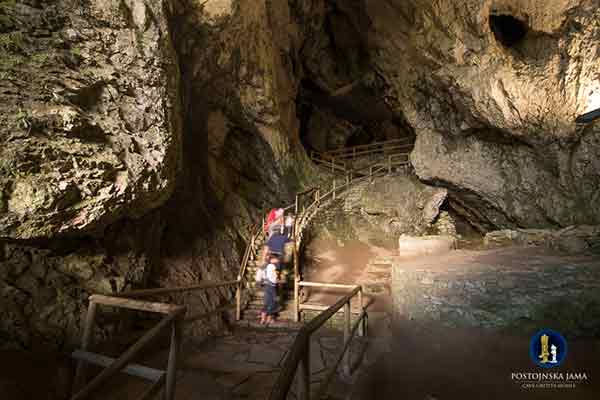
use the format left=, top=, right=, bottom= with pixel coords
left=264, top=208, right=284, bottom=236
left=263, top=209, right=277, bottom=234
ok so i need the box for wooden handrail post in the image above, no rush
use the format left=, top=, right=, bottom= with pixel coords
left=236, top=279, right=242, bottom=321
left=346, top=173, right=349, bottom=186
left=165, top=315, right=183, bottom=400
left=297, top=337, right=311, bottom=400
left=72, top=309, right=184, bottom=400
left=294, top=204, right=301, bottom=322
left=388, top=155, right=392, bottom=174
left=294, top=238, right=300, bottom=323
left=332, top=179, right=336, bottom=200
left=74, top=299, right=98, bottom=392
left=358, top=289, right=364, bottom=337
left=331, top=157, right=334, bottom=173
left=343, top=301, right=351, bottom=376
left=294, top=276, right=300, bottom=322
left=295, top=194, right=299, bottom=217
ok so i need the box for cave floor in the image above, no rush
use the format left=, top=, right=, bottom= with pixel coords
left=303, top=239, right=600, bottom=399
left=303, top=238, right=396, bottom=313
left=83, top=325, right=388, bottom=400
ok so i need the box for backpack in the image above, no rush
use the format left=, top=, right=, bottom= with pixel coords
left=264, top=209, right=278, bottom=233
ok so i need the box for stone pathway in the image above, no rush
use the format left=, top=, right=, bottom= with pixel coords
left=90, top=325, right=390, bottom=400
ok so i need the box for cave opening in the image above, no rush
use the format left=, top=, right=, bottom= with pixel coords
left=296, top=76, right=416, bottom=161
left=489, top=14, right=528, bottom=47
left=345, top=128, right=373, bottom=148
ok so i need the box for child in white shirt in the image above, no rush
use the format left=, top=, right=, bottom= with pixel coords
left=255, top=254, right=279, bottom=324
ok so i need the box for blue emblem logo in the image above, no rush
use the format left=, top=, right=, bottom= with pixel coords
left=529, top=329, right=567, bottom=368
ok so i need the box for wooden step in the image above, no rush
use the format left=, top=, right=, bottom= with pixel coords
left=71, top=350, right=165, bottom=383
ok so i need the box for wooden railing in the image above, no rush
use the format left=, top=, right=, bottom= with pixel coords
left=321, top=137, right=413, bottom=158
left=290, top=153, right=410, bottom=321
left=269, top=285, right=371, bottom=400
left=310, top=137, right=414, bottom=173
left=71, top=280, right=240, bottom=400
left=234, top=139, right=414, bottom=312
left=71, top=141, right=408, bottom=399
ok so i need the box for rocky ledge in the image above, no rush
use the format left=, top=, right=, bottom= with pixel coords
left=392, top=247, right=600, bottom=338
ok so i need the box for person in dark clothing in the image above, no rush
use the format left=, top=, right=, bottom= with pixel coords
left=265, top=231, right=289, bottom=263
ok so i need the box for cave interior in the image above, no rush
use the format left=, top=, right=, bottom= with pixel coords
left=1, top=0, right=600, bottom=399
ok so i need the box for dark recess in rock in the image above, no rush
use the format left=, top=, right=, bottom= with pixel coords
left=489, top=14, right=528, bottom=47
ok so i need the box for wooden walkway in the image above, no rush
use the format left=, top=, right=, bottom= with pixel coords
left=310, top=138, right=414, bottom=175
left=69, top=141, right=411, bottom=400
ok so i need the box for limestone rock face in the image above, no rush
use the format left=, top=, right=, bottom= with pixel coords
left=0, top=0, right=182, bottom=239
left=356, top=175, right=449, bottom=236
left=0, top=0, right=320, bottom=350
left=311, top=175, right=453, bottom=245
left=304, top=108, right=357, bottom=153
left=364, top=0, right=600, bottom=228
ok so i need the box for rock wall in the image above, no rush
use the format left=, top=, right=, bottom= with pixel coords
left=310, top=175, right=453, bottom=246
left=295, top=0, right=414, bottom=154
left=0, top=0, right=182, bottom=240
left=0, top=0, right=322, bottom=350
left=3, top=0, right=599, bottom=350
left=363, top=0, right=600, bottom=229
left=0, top=0, right=183, bottom=350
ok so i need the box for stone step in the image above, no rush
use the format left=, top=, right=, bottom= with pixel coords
left=244, top=306, right=294, bottom=317
left=251, top=286, right=294, bottom=299
left=234, top=318, right=302, bottom=331
left=252, top=297, right=294, bottom=307
left=247, top=295, right=285, bottom=304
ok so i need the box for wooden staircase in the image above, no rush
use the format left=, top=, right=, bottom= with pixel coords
left=236, top=228, right=300, bottom=327
left=69, top=141, right=412, bottom=400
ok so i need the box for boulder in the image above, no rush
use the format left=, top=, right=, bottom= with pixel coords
left=398, top=235, right=457, bottom=258
left=351, top=175, right=451, bottom=236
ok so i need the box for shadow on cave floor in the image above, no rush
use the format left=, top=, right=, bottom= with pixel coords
left=350, top=319, right=600, bottom=400
left=0, top=350, right=72, bottom=400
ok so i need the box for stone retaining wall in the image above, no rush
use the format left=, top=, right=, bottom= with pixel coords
left=392, top=248, right=600, bottom=338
